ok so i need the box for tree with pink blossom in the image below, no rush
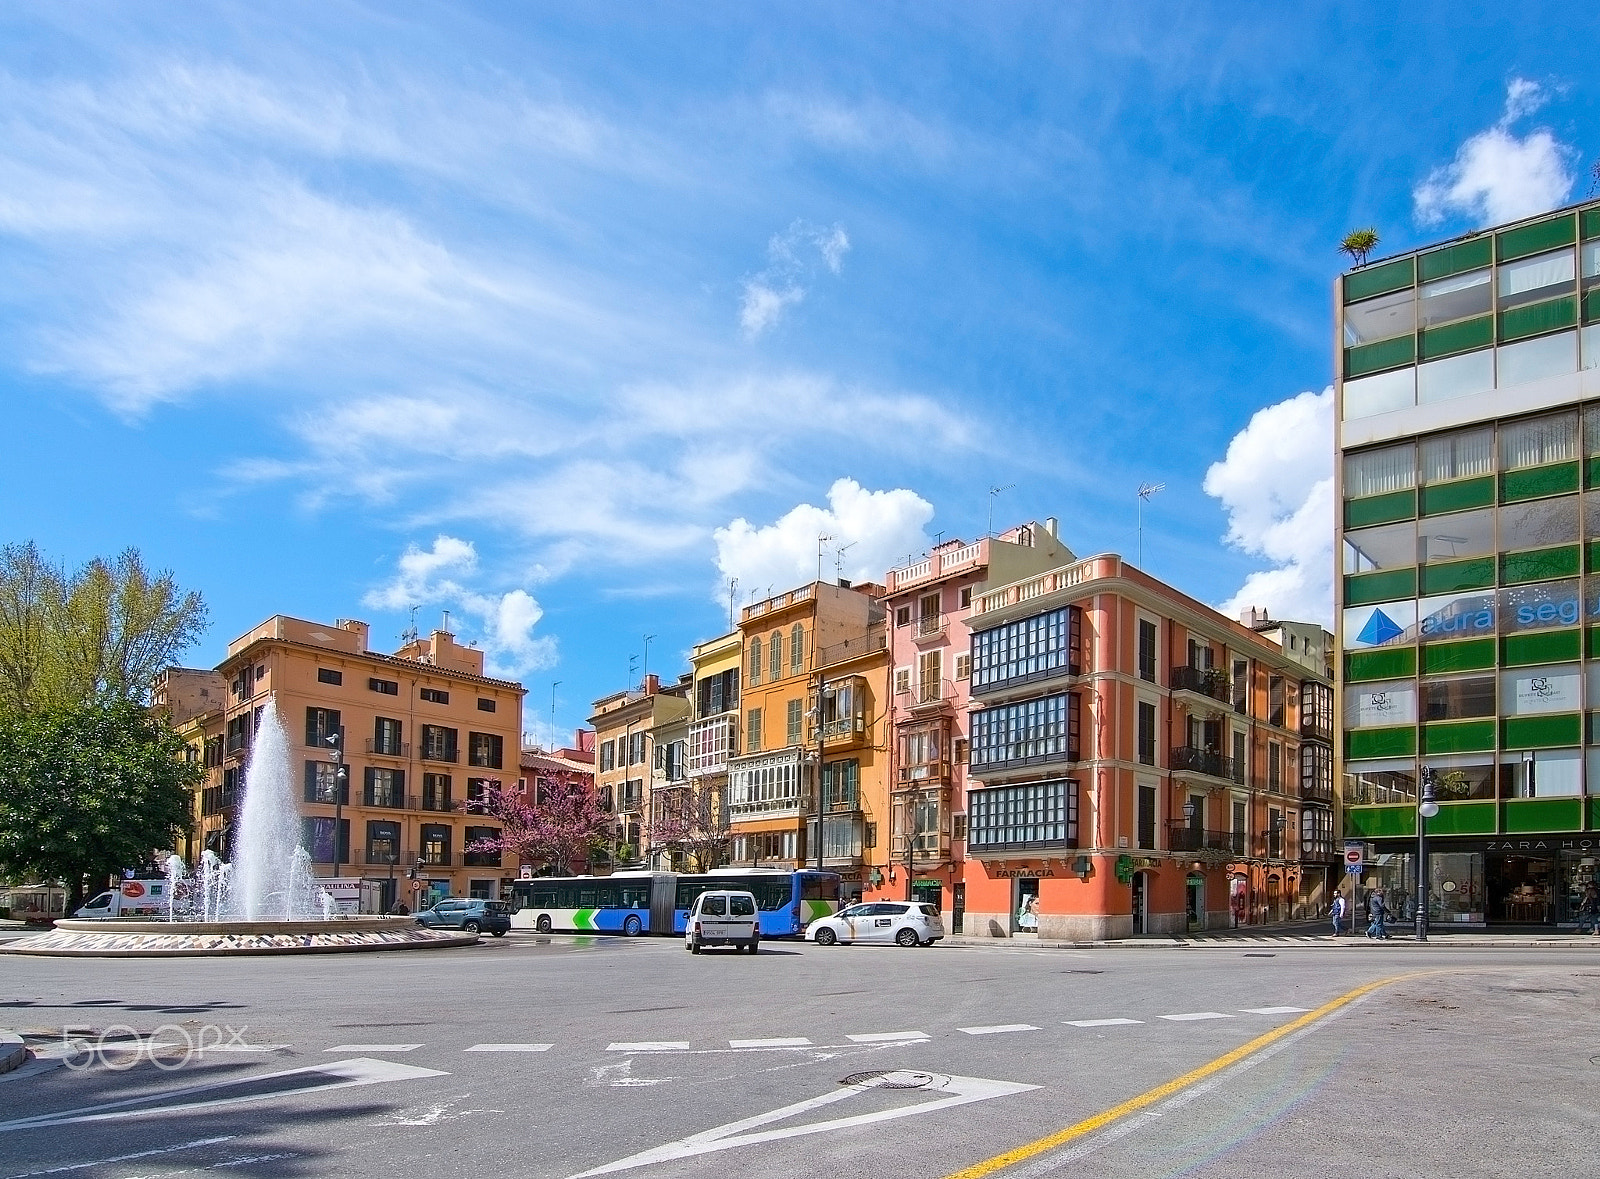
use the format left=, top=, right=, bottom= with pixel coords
left=645, top=779, right=730, bottom=873
left=467, top=777, right=610, bottom=874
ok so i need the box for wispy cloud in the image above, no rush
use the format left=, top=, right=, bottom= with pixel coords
left=739, top=219, right=851, bottom=337
left=1414, top=78, right=1576, bottom=228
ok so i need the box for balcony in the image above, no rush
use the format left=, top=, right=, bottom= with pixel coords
left=886, top=540, right=987, bottom=593
left=420, top=748, right=458, bottom=764
left=1169, top=746, right=1242, bottom=784
left=1300, top=836, right=1339, bottom=862
left=1300, top=779, right=1335, bottom=806
left=1166, top=826, right=1246, bottom=856
left=1169, top=665, right=1231, bottom=707
left=895, top=678, right=954, bottom=715
left=366, top=738, right=410, bottom=758
left=742, top=583, right=813, bottom=622
left=688, top=711, right=739, bottom=777
left=1300, top=717, right=1333, bottom=743
left=912, top=612, right=947, bottom=642
left=968, top=741, right=1077, bottom=777
left=899, top=759, right=952, bottom=785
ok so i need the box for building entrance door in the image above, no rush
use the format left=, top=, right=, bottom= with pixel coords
left=1130, top=872, right=1147, bottom=935
left=1487, top=853, right=1555, bottom=924
left=951, top=883, right=965, bottom=935
left=1185, top=879, right=1203, bottom=931
left=1014, top=878, right=1040, bottom=934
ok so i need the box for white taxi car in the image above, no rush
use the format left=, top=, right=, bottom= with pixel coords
left=805, top=901, right=944, bottom=947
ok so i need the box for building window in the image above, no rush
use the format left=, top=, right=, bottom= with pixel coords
left=627, top=731, right=646, bottom=765
left=969, top=694, right=1079, bottom=770
left=1302, top=744, right=1332, bottom=801
left=972, top=606, right=1083, bottom=690
left=954, top=737, right=968, bottom=765
left=304, top=708, right=341, bottom=748
left=769, top=631, right=783, bottom=680
left=1138, top=619, right=1157, bottom=682
left=1136, top=701, right=1156, bottom=766
left=746, top=708, right=762, bottom=753
left=420, top=687, right=450, bottom=704
left=895, top=606, right=912, bottom=627
left=420, top=824, right=451, bottom=866
left=1232, top=660, right=1249, bottom=714
left=917, top=650, right=943, bottom=702
left=599, top=740, right=616, bottom=772
left=1268, top=742, right=1282, bottom=792
left=656, top=739, right=686, bottom=781
left=463, top=826, right=501, bottom=867
left=787, top=699, right=803, bottom=746
left=955, top=653, right=971, bottom=681
left=696, top=668, right=740, bottom=718
left=373, top=717, right=403, bottom=756
left=1301, top=681, right=1333, bottom=737
left=1137, top=784, right=1156, bottom=850
left=465, top=777, right=495, bottom=813
left=303, top=760, right=347, bottom=804
left=968, top=779, right=1078, bottom=851
left=894, top=667, right=911, bottom=695
left=598, top=783, right=614, bottom=812
left=422, top=773, right=452, bottom=812
left=820, top=677, right=866, bottom=737
left=421, top=725, right=458, bottom=763
left=226, top=714, right=251, bottom=754
left=366, top=821, right=399, bottom=866
left=1268, top=676, right=1286, bottom=728
left=477, top=697, right=496, bottom=712
left=317, top=668, right=342, bottom=685
left=728, top=751, right=804, bottom=817
left=364, top=766, right=405, bottom=808
left=468, top=732, right=504, bottom=769
left=822, top=759, right=859, bottom=809
left=733, top=830, right=796, bottom=862
left=899, top=721, right=949, bottom=782
left=302, top=817, right=348, bottom=864
left=620, top=779, right=643, bottom=812
left=791, top=624, right=805, bottom=675
left=748, top=637, right=762, bottom=686
left=960, top=586, right=973, bottom=609
left=369, top=677, right=399, bottom=695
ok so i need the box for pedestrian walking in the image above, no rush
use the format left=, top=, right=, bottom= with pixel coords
left=1366, top=889, right=1389, bottom=939
left=1330, top=893, right=1347, bottom=937
left=1577, top=884, right=1600, bottom=935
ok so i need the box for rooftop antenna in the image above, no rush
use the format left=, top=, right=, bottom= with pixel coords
left=834, top=541, right=857, bottom=580
left=401, top=606, right=419, bottom=645
left=727, top=577, right=738, bottom=630
left=642, top=634, right=656, bottom=685
left=1137, top=482, right=1165, bottom=567
left=551, top=680, right=560, bottom=720
left=988, top=483, right=1015, bottom=538
left=816, top=533, right=834, bottom=582
left=628, top=654, right=639, bottom=686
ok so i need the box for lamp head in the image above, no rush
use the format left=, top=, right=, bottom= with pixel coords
left=1419, top=799, right=1440, bottom=819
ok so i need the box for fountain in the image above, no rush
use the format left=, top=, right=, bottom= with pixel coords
left=3, top=698, right=477, bottom=957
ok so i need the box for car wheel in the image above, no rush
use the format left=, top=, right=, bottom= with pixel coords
left=815, top=927, right=838, bottom=946
left=895, top=927, right=919, bottom=947
left=463, top=920, right=481, bottom=934
left=491, top=929, right=505, bottom=937
left=536, top=915, right=552, bottom=933
left=746, top=941, right=759, bottom=954
left=623, top=915, right=643, bottom=937
left=690, top=938, right=702, bottom=955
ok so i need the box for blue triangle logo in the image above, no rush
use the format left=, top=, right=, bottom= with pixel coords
left=1356, top=608, right=1403, bottom=647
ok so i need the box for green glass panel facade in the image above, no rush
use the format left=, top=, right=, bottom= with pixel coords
left=1500, top=545, right=1581, bottom=584
left=1343, top=257, right=1415, bottom=303
left=1421, top=476, right=1494, bottom=516
left=1419, top=317, right=1492, bottom=360
left=1418, top=237, right=1492, bottom=281
left=1496, top=214, right=1576, bottom=261
left=1499, top=296, right=1577, bottom=343
left=1588, top=541, right=1600, bottom=574
left=1503, top=629, right=1583, bottom=666
left=1501, top=798, right=1583, bottom=834
left=1345, top=806, right=1414, bottom=839
left=1344, top=568, right=1417, bottom=605
left=1588, top=627, right=1600, bottom=659
left=1421, top=720, right=1495, bottom=754
left=1501, top=713, right=1582, bottom=748
left=1345, top=335, right=1416, bottom=378
left=1420, top=557, right=1495, bottom=594
left=1590, top=798, right=1600, bottom=829
left=1420, top=638, right=1496, bottom=674
left=1344, top=489, right=1417, bottom=528
left=1347, top=726, right=1416, bottom=759
left=1426, top=802, right=1497, bottom=836
left=1585, top=290, right=1600, bottom=324
left=1346, top=646, right=1417, bottom=682
left=1583, top=207, right=1600, bottom=240
left=1501, top=461, right=1580, bottom=502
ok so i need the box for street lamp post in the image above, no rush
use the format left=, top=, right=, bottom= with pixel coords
left=325, top=730, right=348, bottom=879
left=1416, top=768, right=1440, bottom=942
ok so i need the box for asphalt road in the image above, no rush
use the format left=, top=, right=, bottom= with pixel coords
left=0, top=934, right=1596, bottom=1178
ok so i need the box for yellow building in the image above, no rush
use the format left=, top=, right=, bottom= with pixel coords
left=205, top=616, right=525, bottom=910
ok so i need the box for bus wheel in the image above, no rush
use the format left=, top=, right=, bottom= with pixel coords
left=536, top=915, right=552, bottom=933
left=623, top=915, right=642, bottom=937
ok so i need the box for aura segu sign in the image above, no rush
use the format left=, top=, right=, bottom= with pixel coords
left=1344, top=580, right=1593, bottom=649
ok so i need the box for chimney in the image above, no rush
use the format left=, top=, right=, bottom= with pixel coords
left=336, top=619, right=369, bottom=652
left=1044, top=517, right=1058, bottom=538
left=643, top=673, right=660, bottom=695
left=1239, top=606, right=1270, bottom=629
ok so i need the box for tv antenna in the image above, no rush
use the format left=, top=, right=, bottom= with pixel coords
left=988, top=483, right=1015, bottom=538
left=642, top=634, right=656, bottom=684
left=816, top=533, right=834, bottom=582
left=834, top=541, right=857, bottom=580
left=1137, top=482, right=1165, bottom=567
left=727, top=577, right=738, bottom=630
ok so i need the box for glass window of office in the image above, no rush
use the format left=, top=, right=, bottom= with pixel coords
left=1343, top=521, right=1418, bottom=574
left=1418, top=349, right=1494, bottom=405
left=1503, top=665, right=1581, bottom=715
left=1498, top=331, right=1577, bottom=388
left=1344, top=598, right=1420, bottom=649
left=1499, top=748, right=1582, bottom=798
left=1344, top=758, right=1416, bottom=805
left=1420, top=674, right=1496, bottom=720
left=1498, top=248, right=1576, bottom=310
left=1416, top=590, right=1494, bottom=643
left=1427, top=753, right=1497, bottom=800
left=1342, top=368, right=1416, bottom=420
left=1420, top=268, right=1491, bottom=326
left=1501, top=411, right=1578, bottom=470
left=1500, top=496, right=1579, bottom=550
left=1344, top=443, right=1415, bottom=498
left=1586, top=325, right=1600, bottom=371
left=1583, top=241, right=1600, bottom=286
left=1344, top=288, right=1416, bottom=345
left=1344, top=679, right=1417, bottom=728
left=1420, top=427, right=1494, bottom=484
left=1417, top=509, right=1494, bottom=563
left=1499, top=580, right=1581, bottom=633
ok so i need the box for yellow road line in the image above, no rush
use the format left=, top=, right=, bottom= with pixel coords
left=944, top=972, right=1414, bottom=1179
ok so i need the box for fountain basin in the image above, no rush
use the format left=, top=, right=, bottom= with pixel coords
left=2, top=917, right=478, bottom=957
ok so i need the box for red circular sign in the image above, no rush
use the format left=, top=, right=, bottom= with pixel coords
left=122, top=881, right=146, bottom=898
left=1344, top=849, right=1362, bottom=864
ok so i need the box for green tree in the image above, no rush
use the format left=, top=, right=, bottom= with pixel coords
left=0, top=700, right=200, bottom=910
left=1339, top=228, right=1380, bottom=268
left=0, top=544, right=206, bottom=713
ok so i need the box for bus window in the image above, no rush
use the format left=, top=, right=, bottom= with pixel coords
left=579, top=889, right=597, bottom=907
left=801, top=876, right=840, bottom=902
left=532, top=889, right=556, bottom=908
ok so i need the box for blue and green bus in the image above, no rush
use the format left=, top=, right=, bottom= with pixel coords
left=508, top=869, right=840, bottom=938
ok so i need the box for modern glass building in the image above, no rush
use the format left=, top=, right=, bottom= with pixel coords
left=1336, top=197, right=1600, bottom=926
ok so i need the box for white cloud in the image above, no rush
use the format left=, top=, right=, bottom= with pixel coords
left=1414, top=78, right=1575, bottom=227
left=1202, top=389, right=1334, bottom=627
left=363, top=535, right=557, bottom=678
left=739, top=220, right=851, bottom=337
left=713, top=478, right=935, bottom=603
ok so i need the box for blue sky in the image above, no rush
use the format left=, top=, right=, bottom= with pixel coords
left=2, top=3, right=1596, bottom=742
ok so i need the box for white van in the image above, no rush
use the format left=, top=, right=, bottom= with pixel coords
left=685, top=890, right=761, bottom=955
left=75, top=878, right=167, bottom=919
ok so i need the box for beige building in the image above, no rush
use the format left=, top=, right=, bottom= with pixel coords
left=590, top=674, right=691, bottom=868
left=201, top=616, right=525, bottom=910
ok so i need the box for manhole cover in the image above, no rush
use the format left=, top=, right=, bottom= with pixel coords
left=841, top=1070, right=937, bottom=1090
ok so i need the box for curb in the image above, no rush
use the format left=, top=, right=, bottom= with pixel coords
left=940, top=934, right=1600, bottom=950
left=0, top=1030, right=27, bottom=1076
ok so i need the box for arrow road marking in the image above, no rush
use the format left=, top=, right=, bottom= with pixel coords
left=567, top=1070, right=1039, bottom=1178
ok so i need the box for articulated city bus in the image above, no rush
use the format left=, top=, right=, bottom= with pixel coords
left=508, top=868, right=840, bottom=938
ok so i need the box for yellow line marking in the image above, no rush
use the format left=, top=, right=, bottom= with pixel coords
left=944, top=972, right=1413, bottom=1179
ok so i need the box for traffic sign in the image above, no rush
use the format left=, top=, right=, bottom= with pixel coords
left=1344, top=841, right=1364, bottom=875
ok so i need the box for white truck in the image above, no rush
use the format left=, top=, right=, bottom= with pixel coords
left=74, top=878, right=169, bottom=919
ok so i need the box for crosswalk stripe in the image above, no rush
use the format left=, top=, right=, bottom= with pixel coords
left=324, top=1043, right=421, bottom=1052
left=958, top=1024, right=1040, bottom=1036
left=464, top=1043, right=553, bottom=1052
left=1238, top=1006, right=1309, bottom=1015
left=846, top=1031, right=929, bottom=1042
left=1064, top=1018, right=1143, bottom=1027
left=607, top=1041, right=689, bottom=1052
left=1159, top=1012, right=1232, bottom=1022
left=729, top=1037, right=811, bottom=1048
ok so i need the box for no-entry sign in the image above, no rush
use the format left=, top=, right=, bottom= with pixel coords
left=1344, top=842, right=1364, bottom=875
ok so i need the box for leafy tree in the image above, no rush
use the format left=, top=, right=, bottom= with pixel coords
left=0, top=543, right=207, bottom=713
left=467, top=779, right=611, bottom=875
left=0, top=700, right=200, bottom=910
left=646, top=780, right=730, bottom=873
left=1339, top=228, right=1380, bottom=268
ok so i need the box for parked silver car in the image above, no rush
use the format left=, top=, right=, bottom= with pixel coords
left=805, top=901, right=944, bottom=947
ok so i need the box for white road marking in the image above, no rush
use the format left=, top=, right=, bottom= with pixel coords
left=729, top=1037, right=811, bottom=1049
left=566, top=1071, right=1039, bottom=1178
left=958, top=1024, right=1041, bottom=1036
left=0, top=1135, right=236, bottom=1176
left=377, top=1094, right=504, bottom=1125
left=0, top=1058, right=447, bottom=1132
left=199, top=1043, right=290, bottom=1054
left=588, top=1060, right=673, bottom=1088
left=846, top=1031, right=929, bottom=1043
left=607, top=1042, right=689, bottom=1052
left=464, top=1043, right=553, bottom=1052
left=1065, top=1018, right=1144, bottom=1028
left=1239, top=1006, right=1309, bottom=1015
left=324, top=1043, right=421, bottom=1053
left=1160, top=1012, right=1232, bottom=1022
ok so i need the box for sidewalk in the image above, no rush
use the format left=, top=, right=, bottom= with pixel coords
left=943, top=918, right=1600, bottom=949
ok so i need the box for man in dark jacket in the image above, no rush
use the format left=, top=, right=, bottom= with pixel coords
left=1366, top=889, right=1389, bottom=939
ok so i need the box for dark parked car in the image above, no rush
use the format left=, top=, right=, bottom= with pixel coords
left=415, top=898, right=511, bottom=936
